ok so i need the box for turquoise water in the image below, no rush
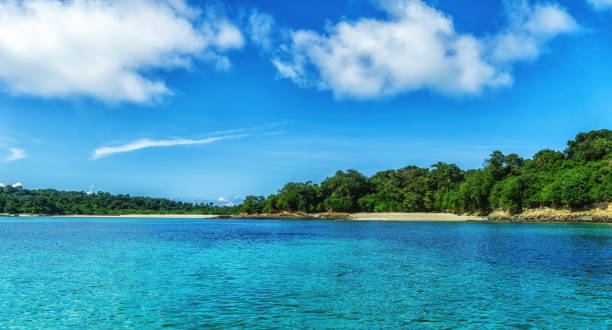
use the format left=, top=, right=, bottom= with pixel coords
left=0, top=218, right=611, bottom=328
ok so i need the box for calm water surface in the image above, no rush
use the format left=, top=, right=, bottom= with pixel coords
left=0, top=218, right=611, bottom=328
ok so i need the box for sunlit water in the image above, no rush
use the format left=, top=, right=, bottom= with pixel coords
left=0, top=218, right=611, bottom=328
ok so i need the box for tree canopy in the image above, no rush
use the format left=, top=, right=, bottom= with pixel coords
left=243, top=130, right=611, bottom=215
left=0, top=187, right=238, bottom=215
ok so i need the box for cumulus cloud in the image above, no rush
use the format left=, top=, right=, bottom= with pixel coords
left=0, top=0, right=244, bottom=103
left=0, top=182, right=22, bottom=188
left=91, top=133, right=249, bottom=159
left=271, top=0, right=577, bottom=99
left=4, top=148, right=26, bottom=161
left=216, top=196, right=241, bottom=207
left=249, top=9, right=275, bottom=51
left=586, top=0, right=612, bottom=10
left=491, top=2, right=579, bottom=63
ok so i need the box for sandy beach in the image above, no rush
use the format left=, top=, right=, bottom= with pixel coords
left=217, top=212, right=487, bottom=221
left=5, top=211, right=610, bottom=222
left=4, top=212, right=483, bottom=221
left=348, top=212, right=485, bottom=221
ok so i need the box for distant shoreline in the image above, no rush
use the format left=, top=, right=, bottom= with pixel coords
left=226, top=212, right=485, bottom=222
left=2, top=211, right=611, bottom=223
left=0, top=214, right=220, bottom=219
left=1, top=212, right=480, bottom=221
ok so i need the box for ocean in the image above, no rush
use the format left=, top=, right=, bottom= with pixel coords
left=0, top=218, right=610, bottom=328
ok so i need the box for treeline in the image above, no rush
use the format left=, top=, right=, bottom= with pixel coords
left=0, top=188, right=239, bottom=215
left=241, top=130, right=612, bottom=215
left=1, top=130, right=609, bottom=217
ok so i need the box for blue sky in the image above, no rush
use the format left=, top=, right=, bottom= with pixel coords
left=0, top=0, right=611, bottom=204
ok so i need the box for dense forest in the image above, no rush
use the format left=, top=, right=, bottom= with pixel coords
left=0, top=188, right=238, bottom=215
left=240, top=130, right=612, bottom=215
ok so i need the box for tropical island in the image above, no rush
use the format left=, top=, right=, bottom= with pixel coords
left=1, top=130, right=610, bottom=222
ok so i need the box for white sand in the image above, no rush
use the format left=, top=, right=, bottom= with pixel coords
left=348, top=212, right=484, bottom=221
left=10, top=212, right=484, bottom=221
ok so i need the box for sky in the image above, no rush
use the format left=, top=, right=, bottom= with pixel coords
left=0, top=0, right=611, bottom=204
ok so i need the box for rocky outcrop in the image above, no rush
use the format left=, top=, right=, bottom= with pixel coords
left=487, top=209, right=612, bottom=223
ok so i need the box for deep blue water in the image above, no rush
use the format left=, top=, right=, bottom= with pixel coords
left=0, top=218, right=611, bottom=328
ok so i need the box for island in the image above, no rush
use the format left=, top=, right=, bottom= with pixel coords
left=1, top=130, right=610, bottom=223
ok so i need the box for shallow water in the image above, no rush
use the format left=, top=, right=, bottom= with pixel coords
left=0, top=218, right=611, bottom=328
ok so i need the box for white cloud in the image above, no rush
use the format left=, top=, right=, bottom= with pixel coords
left=0, top=183, right=4, bottom=187
left=491, top=2, right=578, bottom=63
left=0, top=0, right=244, bottom=103
left=216, top=196, right=241, bottom=206
left=249, top=9, right=275, bottom=51
left=204, top=20, right=244, bottom=50
left=12, top=182, right=22, bottom=188
left=91, top=134, right=248, bottom=159
left=92, top=123, right=286, bottom=159
left=271, top=0, right=577, bottom=99
left=587, top=0, right=612, bottom=10
left=4, top=148, right=26, bottom=161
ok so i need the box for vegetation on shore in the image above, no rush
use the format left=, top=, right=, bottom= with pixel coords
left=240, top=130, right=611, bottom=216
left=0, top=188, right=239, bottom=216
left=0, top=130, right=609, bottom=218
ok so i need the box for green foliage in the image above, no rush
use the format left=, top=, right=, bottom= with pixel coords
left=254, top=130, right=611, bottom=215
left=320, top=170, right=371, bottom=211
left=565, top=129, right=612, bottom=162
left=490, top=177, right=523, bottom=214
left=558, top=167, right=592, bottom=210
left=458, top=170, right=493, bottom=215
left=592, top=160, right=612, bottom=201
left=240, top=195, right=266, bottom=214
left=275, top=182, right=321, bottom=212
left=0, top=186, right=238, bottom=215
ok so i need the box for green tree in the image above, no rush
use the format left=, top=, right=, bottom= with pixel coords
left=240, top=195, right=266, bottom=214
left=565, top=129, right=612, bottom=162
left=321, top=170, right=371, bottom=212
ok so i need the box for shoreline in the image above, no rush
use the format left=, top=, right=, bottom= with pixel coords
left=2, top=212, right=483, bottom=221
left=220, top=209, right=612, bottom=223
left=1, top=211, right=611, bottom=223
left=212, top=212, right=483, bottom=222
left=349, top=212, right=483, bottom=221
left=0, top=214, right=220, bottom=219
